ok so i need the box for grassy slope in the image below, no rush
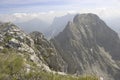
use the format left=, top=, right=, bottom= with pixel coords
left=0, top=50, right=98, bottom=80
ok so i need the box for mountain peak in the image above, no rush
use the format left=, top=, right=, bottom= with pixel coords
left=63, top=13, right=120, bottom=60
left=52, top=13, right=120, bottom=80
left=73, top=13, right=100, bottom=24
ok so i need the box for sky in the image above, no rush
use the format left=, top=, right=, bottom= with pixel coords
left=0, top=0, right=120, bottom=14
left=0, top=0, right=120, bottom=23
left=0, top=0, right=120, bottom=35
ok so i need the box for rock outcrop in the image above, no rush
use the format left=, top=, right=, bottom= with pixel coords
left=29, top=31, right=66, bottom=71
left=0, top=22, right=64, bottom=73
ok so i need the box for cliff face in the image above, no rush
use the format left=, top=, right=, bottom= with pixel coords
left=51, top=13, right=120, bottom=80
left=73, top=14, right=120, bottom=60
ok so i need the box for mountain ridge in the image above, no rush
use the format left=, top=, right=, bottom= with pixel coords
left=51, top=13, right=120, bottom=80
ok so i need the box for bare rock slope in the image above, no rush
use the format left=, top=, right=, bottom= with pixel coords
left=52, top=13, right=120, bottom=80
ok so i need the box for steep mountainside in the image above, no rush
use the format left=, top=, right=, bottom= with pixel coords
left=73, top=14, right=120, bottom=60
left=51, top=13, right=120, bottom=80
left=29, top=31, right=65, bottom=71
left=0, top=22, right=64, bottom=73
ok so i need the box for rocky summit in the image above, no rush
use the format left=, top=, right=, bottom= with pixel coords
left=0, top=22, right=64, bottom=74
left=51, top=13, right=120, bottom=80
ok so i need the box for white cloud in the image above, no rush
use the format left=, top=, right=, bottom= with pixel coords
left=0, top=8, right=120, bottom=24
left=0, top=0, right=62, bottom=5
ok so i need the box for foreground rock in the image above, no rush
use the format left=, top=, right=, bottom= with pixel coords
left=0, top=22, right=64, bottom=73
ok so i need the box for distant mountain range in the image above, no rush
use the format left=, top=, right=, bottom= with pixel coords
left=15, top=18, right=50, bottom=34
left=8, top=13, right=120, bottom=39
left=46, top=14, right=74, bottom=39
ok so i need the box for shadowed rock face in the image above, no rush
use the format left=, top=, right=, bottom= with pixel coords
left=73, top=14, right=120, bottom=60
left=51, top=13, right=120, bottom=80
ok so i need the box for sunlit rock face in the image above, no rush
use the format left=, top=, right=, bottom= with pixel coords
left=0, top=22, right=65, bottom=72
